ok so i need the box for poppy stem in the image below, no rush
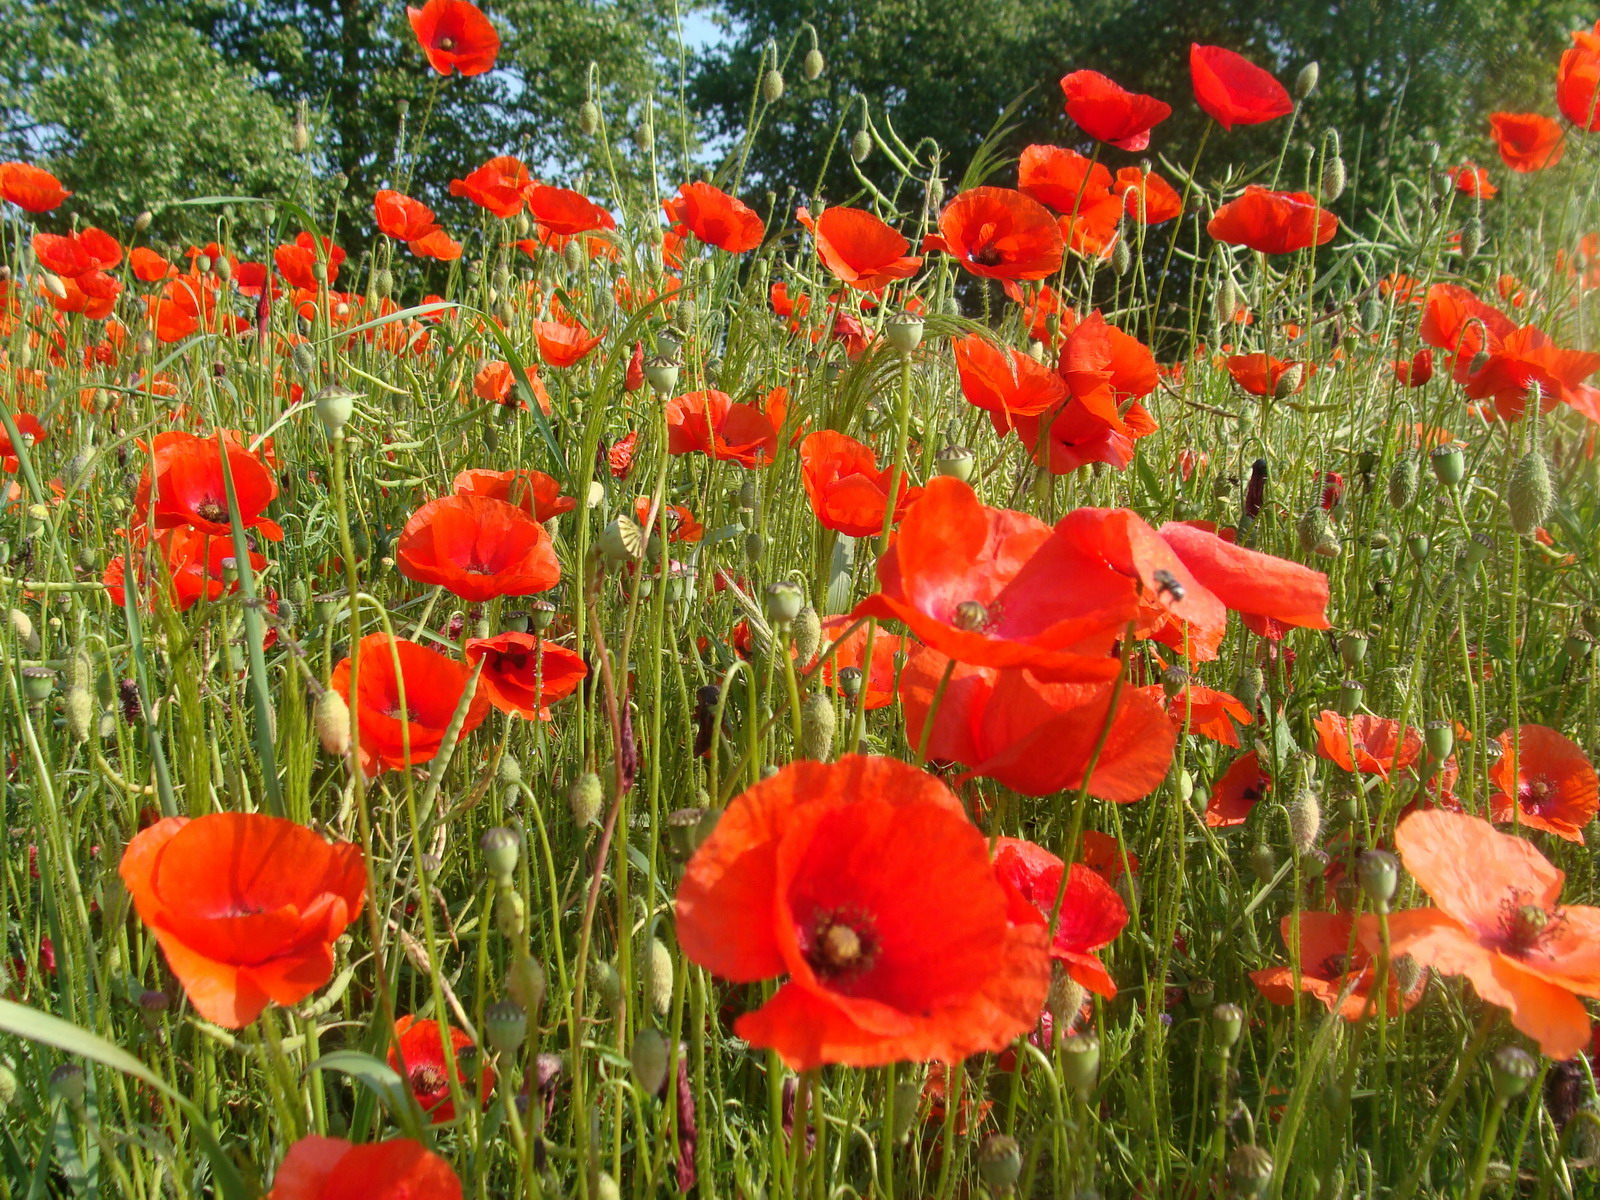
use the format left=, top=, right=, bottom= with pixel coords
left=1393, top=1009, right=1499, bottom=1200
left=913, top=658, right=956, bottom=765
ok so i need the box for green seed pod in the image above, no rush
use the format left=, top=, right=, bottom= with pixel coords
left=1429, top=443, right=1465, bottom=487
left=792, top=606, right=822, bottom=664
left=1211, top=1002, right=1244, bottom=1049
left=764, top=580, right=803, bottom=627
left=977, top=1134, right=1023, bottom=1193
left=630, top=1026, right=670, bottom=1096
left=578, top=100, right=601, bottom=136
left=935, top=445, right=976, bottom=481
left=1491, top=1045, right=1536, bottom=1100
left=761, top=68, right=785, bottom=104
left=644, top=354, right=680, bottom=396
left=884, top=308, right=925, bottom=354
left=507, top=955, right=546, bottom=1015
left=1425, top=719, right=1455, bottom=761
left=1228, top=1145, right=1274, bottom=1198
left=1286, top=788, right=1322, bottom=856
left=1059, top=1032, right=1101, bottom=1097
left=1406, top=531, right=1429, bottom=563
left=485, top=999, right=527, bottom=1058
left=1338, top=631, right=1369, bottom=669
left=21, top=666, right=55, bottom=703
left=646, top=938, right=674, bottom=1016
left=480, top=827, right=521, bottom=885
left=599, top=515, right=644, bottom=564
left=1508, top=450, right=1553, bottom=536
left=1388, top=457, right=1418, bottom=507
left=495, top=888, right=526, bottom=939
left=1356, top=849, right=1399, bottom=911
left=1336, top=678, right=1364, bottom=717
left=569, top=772, right=603, bottom=826
left=850, top=128, right=872, bottom=163
left=802, top=47, right=825, bottom=80
left=800, top=692, right=836, bottom=761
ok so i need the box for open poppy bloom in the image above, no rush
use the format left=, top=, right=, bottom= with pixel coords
left=450, top=155, right=532, bottom=218
left=1114, top=167, right=1183, bottom=224
left=532, top=318, right=604, bottom=368
left=1, top=411, right=44, bottom=473
left=1138, top=679, right=1252, bottom=747
left=814, top=614, right=910, bottom=711
left=389, top=1016, right=492, bottom=1122
left=923, top=187, right=1064, bottom=281
left=118, top=813, right=364, bottom=1027
left=130, top=430, right=283, bottom=541
left=1252, top=913, right=1424, bottom=1020
left=470, top=360, right=551, bottom=414
left=1153, top=519, right=1330, bottom=650
left=1189, top=44, right=1294, bottom=130
left=1010, top=396, right=1160, bottom=476
left=796, top=205, right=922, bottom=291
left=1059, top=70, right=1171, bottom=151
left=0, top=162, right=70, bottom=212
left=266, top=1136, right=462, bottom=1200
left=1017, top=146, right=1124, bottom=257
left=954, top=333, right=1069, bottom=431
left=899, top=646, right=1175, bottom=800
left=1558, top=20, right=1600, bottom=132
left=408, top=0, right=499, bottom=76
left=33, top=228, right=123, bottom=318
left=852, top=477, right=1141, bottom=678
left=798, top=430, right=922, bottom=538
left=1208, top=186, right=1336, bottom=254
left=525, top=184, right=615, bottom=236
left=634, top=497, right=703, bottom=542
left=1312, top=712, right=1424, bottom=781
left=1205, top=749, right=1270, bottom=827
left=455, top=469, right=573, bottom=522
left=994, top=838, right=1128, bottom=998
left=396, top=493, right=560, bottom=601
left=1446, top=163, right=1498, bottom=199
left=330, top=633, right=492, bottom=775
left=1226, top=353, right=1304, bottom=397
left=1488, top=113, right=1565, bottom=172
left=1393, top=348, right=1434, bottom=387
left=144, top=273, right=247, bottom=342
left=1488, top=724, right=1598, bottom=843
left=104, top=526, right=267, bottom=613
left=675, top=755, right=1051, bottom=1069
left=1373, top=809, right=1600, bottom=1059
left=373, top=190, right=462, bottom=261
left=665, top=389, right=781, bottom=467
left=274, top=232, right=345, bottom=290
left=464, top=632, right=587, bottom=720
left=664, top=182, right=764, bottom=253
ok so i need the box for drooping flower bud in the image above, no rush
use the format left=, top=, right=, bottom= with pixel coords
left=1356, top=849, right=1399, bottom=911
left=1286, top=787, right=1322, bottom=856
left=800, top=692, right=836, bottom=761
left=631, top=1026, right=670, bottom=1096
left=570, top=771, right=604, bottom=826
left=850, top=128, right=872, bottom=162
left=1508, top=450, right=1553, bottom=536
left=803, top=47, right=825, bottom=80
left=792, top=606, right=822, bottom=664
left=761, top=68, right=785, bottom=104
left=578, top=100, right=601, bottom=136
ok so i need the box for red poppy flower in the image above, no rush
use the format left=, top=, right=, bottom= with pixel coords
left=130, top=247, right=176, bottom=281
left=105, top=527, right=267, bottom=613
left=1312, top=711, right=1423, bottom=781
left=1205, top=749, right=1270, bottom=827
left=1059, top=70, right=1171, bottom=152
left=1393, top=348, right=1433, bottom=387
left=634, top=497, right=703, bottom=542
left=814, top=615, right=909, bottom=711
left=1016, top=147, right=1123, bottom=257
left=1139, top=680, right=1252, bottom=747
left=674, top=755, right=1051, bottom=1069
left=1558, top=21, right=1600, bottom=132
left=0, top=162, right=70, bottom=212
left=130, top=430, right=283, bottom=541
left=1225, top=352, right=1303, bottom=397
left=408, top=0, right=499, bottom=76
left=1488, top=725, right=1599, bottom=843
left=453, top=467, right=573, bottom=521
left=374, top=190, right=462, bottom=261
left=852, top=477, right=1144, bottom=677
left=1010, top=398, right=1159, bottom=476
left=119, top=813, right=364, bottom=1027
left=532, top=318, right=604, bottom=368
left=994, top=838, right=1128, bottom=997
left=389, top=1016, right=492, bottom=1122
left=770, top=281, right=811, bottom=322
left=798, top=206, right=922, bottom=291
left=464, top=633, right=587, bottom=721
left=954, top=333, right=1069, bottom=431
left=274, top=233, right=345, bottom=290
left=665, top=389, right=780, bottom=467
left=330, top=633, right=492, bottom=776
left=396, top=493, right=560, bottom=601
left=450, top=156, right=532, bottom=218
left=900, top=647, right=1175, bottom=800
left=1374, top=809, right=1600, bottom=1059
left=1208, top=186, right=1336, bottom=254
left=1251, top=913, right=1424, bottom=1020
left=1189, top=44, right=1294, bottom=130
left=798, top=430, right=922, bottom=539
left=664, top=182, right=764, bottom=254
left=1080, top=830, right=1138, bottom=884
left=923, top=187, right=1064, bottom=281
left=607, top=430, right=639, bottom=479
left=526, top=185, right=616, bottom=236
left=1489, top=112, right=1565, bottom=172
left=1, top=411, right=43, bottom=473
left=1057, top=310, right=1159, bottom=417
left=1113, top=167, right=1183, bottom=224
left=1446, top=163, right=1498, bottom=199
left=471, top=359, right=551, bottom=414
left=266, top=1136, right=462, bottom=1200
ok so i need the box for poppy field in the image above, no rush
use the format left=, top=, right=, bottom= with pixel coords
left=6, top=3, right=1600, bottom=1197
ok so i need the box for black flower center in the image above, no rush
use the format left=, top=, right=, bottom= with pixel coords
left=196, top=500, right=229, bottom=524
left=803, top=908, right=879, bottom=988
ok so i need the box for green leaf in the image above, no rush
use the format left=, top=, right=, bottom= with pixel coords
left=305, top=1050, right=412, bottom=1115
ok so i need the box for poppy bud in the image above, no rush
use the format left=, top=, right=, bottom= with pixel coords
left=485, top=999, right=528, bottom=1058
left=41, top=271, right=67, bottom=300
left=803, top=47, right=825, bottom=80
left=925, top=174, right=945, bottom=213
left=480, top=827, right=521, bottom=885
left=761, top=68, right=785, bottom=104
left=792, top=606, right=822, bottom=663
left=1228, top=1145, right=1274, bottom=1198
left=0, top=1063, right=15, bottom=1111
left=577, top=99, right=601, bottom=136
left=1242, top=457, right=1268, bottom=521
left=1059, top=1032, right=1100, bottom=1098
left=591, top=960, right=622, bottom=1015
left=64, top=685, right=95, bottom=743
left=570, top=772, right=603, bottom=826
left=646, top=937, right=674, bottom=1016
left=600, top=515, right=644, bottom=564
left=1424, top=719, right=1455, bottom=761
left=745, top=531, right=766, bottom=565
left=1391, top=953, right=1424, bottom=996
left=1508, top=450, right=1553, bottom=536
left=977, top=1135, right=1023, bottom=1192
left=1320, top=155, right=1346, bottom=203
left=1210, top=1002, right=1244, bottom=1049
left=49, top=1065, right=86, bottom=1106
left=291, top=341, right=318, bottom=377
left=1460, top=218, right=1484, bottom=261
left=892, top=1077, right=921, bottom=1142
left=631, top=1027, right=670, bottom=1096
left=884, top=308, right=925, bottom=355
left=1387, top=457, right=1418, bottom=508
left=1429, top=443, right=1465, bottom=487
left=1286, top=787, right=1322, bottom=856
left=1213, top=279, right=1241, bottom=327
left=495, top=888, right=526, bottom=938
left=1356, top=849, right=1398, bottom=911
left=1468, top=345, right=1491, bottom=375
left=850, top=128, right=872, bottom=162
left=1236, top=664, right=1265, bottom=712
left=1296, top=506, right=1330, bottom=554
left=21, top=666, right=55, bottom=704
left=1111, top=237, right=1131, bottom=276
left=1491, top=1045, right=1537, bottom=1101
left=292, top=114, right=311, bottom=153
left=765, top=580, right=804, bottom=627
left=507, top=954, right=546, bottom=1015
left=935, top=445, right=976, bottom=481
left=800, top=692, right=836, bottom=761
left=1294, top=61, right=1320, bottom=99
left=1249, top=843, right=1277, bottom=884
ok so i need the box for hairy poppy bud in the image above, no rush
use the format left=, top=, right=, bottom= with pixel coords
left=1236, top=664, right=1265, bottom=712
left=64, top=684, right=95, bottom=743
left=1508, top=450, right=1553, bottom=536
left=591, top=960, right=622, bottom=1014
left=803, top=46, right=825, bottom=79
left=507, top=954, right=546, bottom=1015
left=761, top=68, right=785, bottom=104
left=291, top=341, right=318, bottom=377
left=1460, top=218, right=1484, bottom=261
left=578, top=100, right=601, bottom=136
left=1388, top=456, right=1418, bottom=508
left=792, top=606, right=822, bottom=663
left=292, top=116, right=311, bottom=153
left=480, top=827, right=521, bottom=885
left=646, top=938, right=674, bottom=1015
left=631, top=1027, right=670, bottom=1096
left=1111, top=237, right=1131, bottom=276
left=1294, top=61, right=1320, bottom=99
left=485, top=999, right=527, bottom=1058
left=1213, top=279, right=1241, bottom=327
left=0, top=1062, right=15, bottom=1111
left=850, top=128, right=872, bottom=163
left=569, top=771, right=603, bottom=826
left=1429, top=443, right=1465, bottom=487
left=1296, top=505, right=1330, bottom=554
left=892, top=1077, right=921, bottom=1142
left=495, top=888, right=526, bottom=939
left=925, top=174, right=945, bottom=212
left=1286, top=787, right=1322, bottom=856
left=49, top=1065, right=86, bottom=1106
left=8, top=609, right=38, bottom=655
left=1249, top=842, right=1277, bottom=884
left=800, top=692, right=836, bottom=761
left=977, top=1135, right=1022, bottom=1192
left=562, top=239, right=584, bottom=274
left=1228, top=1145, right=1273, bottom=1198
left=1320, top=155, right=1346, bottom=203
